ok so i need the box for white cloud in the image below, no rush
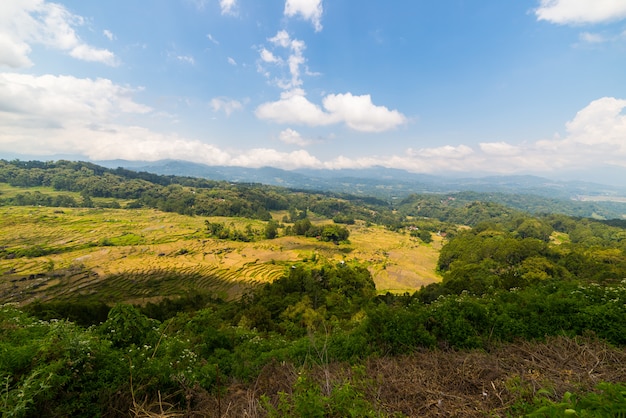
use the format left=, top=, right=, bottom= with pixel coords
left=465, top=97, right=626, bottom=173
left=257, top=29, right=404, bottom=133
left=220, top=0, right=237, bottom=16
left=408, top=145, right=475, bottom=159
left=319, top=97, right=626, bottom=174
left=269, top=30, right=291, bottom=48
left=174, top=54, right=195, bottom=65
left=103, top=29, right=115, bottom=41
left=284, top=0, right=323, bottom=32
left=0, top=73, right=150, bottom=122
left=278, top=128, right=312, bottom=146
left=260, top=48, right=280, bottom=63
left=479, top=142, right=522, bottom=156
left=579, top=32, right=606, bottom=43
left=0, top=0, right=118, bottom=68
left=70, top=44, right=118, bottom=65
left=227, top=57, right=237, bottom=66
left=210, top=97, right=243, bottom=116
left=0, top=73, right=234, bottom=165
left=320, top=146, right=478, bottom=173
left=563, top=97, right=626, bottom=148
left=256, top=91, right=407, bottom=132
left=261, top=30, right=307, bottom=90
left=207, top=33, right=219, bottom=45
left=322, top=93, right=407, bottom=132
left=0, top=33, right=33, bottom=68
left=256, top=91, right=333, bottom=126
left=231, top=149, right=322, bottom=169
left=187, top=0, right=208, bottom=11
left=0, top=73, right=209, bottom=162
left=2, top=77, right=624, bottom=177
left=535, top=0, right=626, bottom=24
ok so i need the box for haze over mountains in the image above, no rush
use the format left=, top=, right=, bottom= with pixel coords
left=96, top=159, right=626, bottom=202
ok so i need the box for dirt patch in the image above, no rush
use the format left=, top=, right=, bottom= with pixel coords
left=186, top=336, right=626, bottom=417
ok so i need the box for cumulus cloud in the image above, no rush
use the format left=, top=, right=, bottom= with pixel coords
left=256, top=91, right=407, bottom=132
left=562, top=97, right=626, bottom=148
left=0, top=73, right=243, bottom=166
left=316, top=97, right=626, bottom=175
left=278, top=128, right=312, bottom=146
left=322, top=93, right=407, bottom=132
left=471, top=97, right=626, bottom=173
left=227, top=57, right=237, bottom=66
left=535, top=0, right=626, bottom=24
left=0, top=33, right=33, bottom=68
left=0, top=73, right=150, bottom=123
left=0, top=0, right=118, bottom=68
left=0, top=73, right=216, bottom=162
left=284, top=0, right=323, bottom=32
left=256, top=91, right=332, bottom=126
left=210, top=97, right=243, bottom=116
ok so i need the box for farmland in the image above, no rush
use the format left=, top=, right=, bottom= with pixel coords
left=0, top=205, right=442, bottom=304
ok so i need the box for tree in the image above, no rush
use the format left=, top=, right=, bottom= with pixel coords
left=320, top=224, right=350, bottom=243
left=265, top=220, right=279, bottom=239
left=293, top=218, right=313, bottom=235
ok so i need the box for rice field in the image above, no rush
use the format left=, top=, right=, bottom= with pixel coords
left=0, top=206, right=442, bottom=304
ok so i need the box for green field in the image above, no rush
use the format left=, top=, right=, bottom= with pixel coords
left=0, top=206, right=442, bottom=304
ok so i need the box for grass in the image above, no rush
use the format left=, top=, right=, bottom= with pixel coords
left=0, top=184, right=77, bottom=198
left=0, top=183, right=127, bottom=207
left=0, top=206, right=442, bottom=304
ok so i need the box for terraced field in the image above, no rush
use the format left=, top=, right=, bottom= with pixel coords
left=0, top=206, right=442, bottom=304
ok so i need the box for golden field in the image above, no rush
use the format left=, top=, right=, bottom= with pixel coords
left=0, top=206, right=442, bottom=304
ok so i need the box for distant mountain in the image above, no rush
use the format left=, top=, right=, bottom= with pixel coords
left=96, top=159, right=626, bottom=202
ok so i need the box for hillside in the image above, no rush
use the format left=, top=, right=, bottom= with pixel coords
left=98, top=159, right=626, bottom=219
left=0, top=206, right=442, bottom=305
left=1, top=159, right=626, bottom=417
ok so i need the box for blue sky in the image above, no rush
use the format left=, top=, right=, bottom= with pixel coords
left=1, top=0, right=626, bottom=183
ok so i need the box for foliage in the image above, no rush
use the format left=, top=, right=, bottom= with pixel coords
left=0, top=159, right=395, bottom=224
left=262, top=366, right=382, bottom=417
left=514, top=382, right=626, bottom=417
left=205, top=220, right=256, bottom=242
left=286, top=218, right=350, bottom=243
left=0, top=305, right=127, bottom=417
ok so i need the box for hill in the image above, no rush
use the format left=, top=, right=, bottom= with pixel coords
left=98, top=159, right=626, bottom=219
left=2, top=159, right=626, bottom=416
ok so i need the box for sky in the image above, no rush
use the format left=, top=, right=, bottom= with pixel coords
left=1, top=0, right=626, bottom=183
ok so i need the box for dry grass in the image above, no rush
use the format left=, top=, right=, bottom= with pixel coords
left=348, top=222, right=443, bottom=293
left=178, top=336, right=626, bottom=417
left=0, top=206, right=442, bottom=304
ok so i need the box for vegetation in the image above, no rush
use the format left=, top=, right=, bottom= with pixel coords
left=1, top=159, right=626, bottom=416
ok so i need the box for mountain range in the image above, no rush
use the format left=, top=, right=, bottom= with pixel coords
left=96, top=159, right=626, bottom=202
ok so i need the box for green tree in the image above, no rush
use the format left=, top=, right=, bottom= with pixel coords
left=265, top=220, right=279, bottom=239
